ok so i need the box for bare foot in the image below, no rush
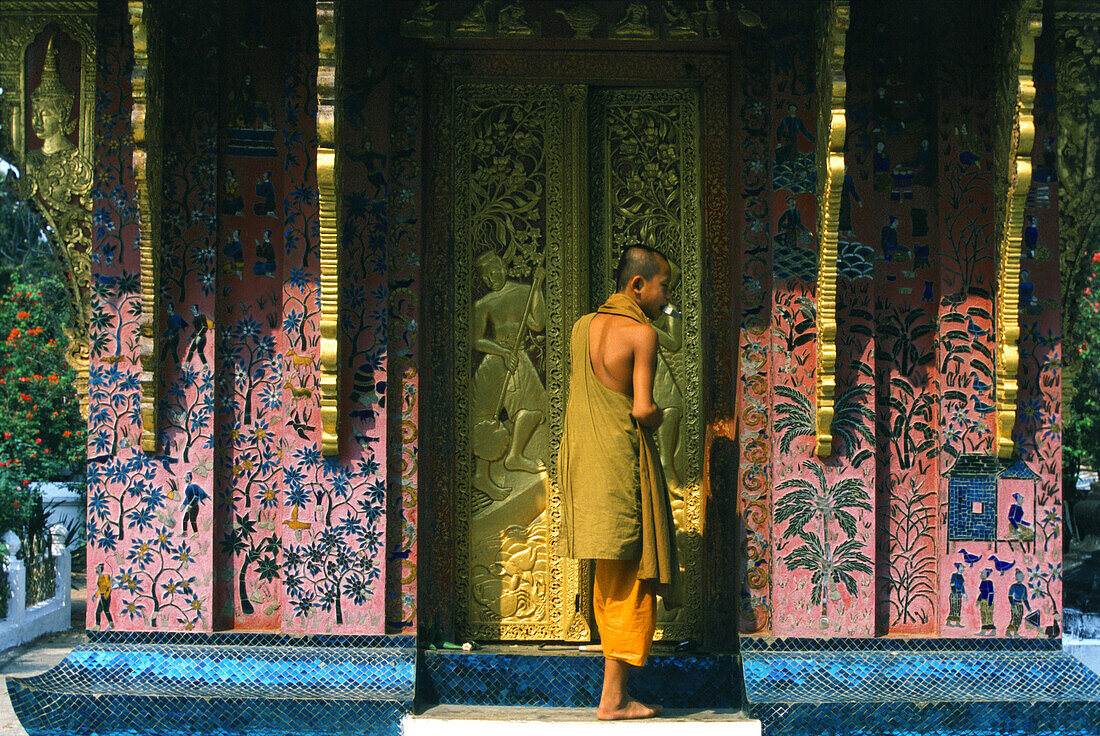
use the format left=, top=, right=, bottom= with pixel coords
left=503, top=451, right=543, bottom=474
left=596, top=698, right=662, bottom=721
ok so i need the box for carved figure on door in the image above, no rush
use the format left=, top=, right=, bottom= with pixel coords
left=470, top=251, right=548, bottom=500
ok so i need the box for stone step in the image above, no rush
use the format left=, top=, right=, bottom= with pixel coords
left=404, top=705, right=761, bottom=735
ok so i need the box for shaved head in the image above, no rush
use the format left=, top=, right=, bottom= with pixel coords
left=614, top=245, right=668, bottom=292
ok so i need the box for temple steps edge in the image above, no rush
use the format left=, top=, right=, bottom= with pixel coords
left=404, top=705, right=761, bottom=735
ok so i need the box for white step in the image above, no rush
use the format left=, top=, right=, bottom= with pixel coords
left=403, top=706, right=761, bottom=735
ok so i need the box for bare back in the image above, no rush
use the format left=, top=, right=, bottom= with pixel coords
left=589, top=312, right=661, bottom=427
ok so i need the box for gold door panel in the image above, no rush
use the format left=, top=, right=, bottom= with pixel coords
left=451, top=80, right=703, bottom=643
left=589, top=88, right=703, bottom=640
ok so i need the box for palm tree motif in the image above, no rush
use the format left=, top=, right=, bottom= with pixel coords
left=774, top=383, right=876, bottom=466
left=775, top=461, right=873, bottom=626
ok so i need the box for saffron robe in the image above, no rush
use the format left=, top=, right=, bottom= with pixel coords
left=558, top=293, right=680, bottom=608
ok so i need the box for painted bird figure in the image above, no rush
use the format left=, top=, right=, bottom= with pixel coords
left=970, top=372, right=993, bottom=393
left=959, top=549, right=982, bottom=566
left=967, top=317, right=989, bottom=337
left=973, top=397, right=996, bottom=414
left=990, top=555, right=1016, bottom=575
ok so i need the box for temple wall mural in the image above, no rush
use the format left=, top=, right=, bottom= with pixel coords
left=71, top=0, right=1061, bottom=643
left=83, top=0, right=420, bottom=635
left=738, top=0, right=1061, bottom=639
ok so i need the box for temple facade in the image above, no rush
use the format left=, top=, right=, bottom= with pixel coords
left=2, top=1, right=1099, bottom=734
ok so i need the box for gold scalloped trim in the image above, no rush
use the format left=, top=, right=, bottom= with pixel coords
left=814, top=1, right=849, bottom=458
left=996, top=3, right=1042, bottom=459
left=316, top=0, right=341, bottom=456
left=130, top=0, right=160, bottom=453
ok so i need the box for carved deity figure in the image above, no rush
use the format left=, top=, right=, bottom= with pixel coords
left=610, top=2, right=657, bottom=39
left=20, top=36, right=92, bottom=220
left=651, top=259, right=684, bottom=490
left=664, top=0, right=702, bottom=38
left=455, top=0, right=491, bottom=34
left=470, top=252, right=548, bottom=500
left=498, top=2, right=535, bottom=36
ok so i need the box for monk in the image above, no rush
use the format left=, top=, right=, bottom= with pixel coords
left=558, top=245, right=680, bottom=720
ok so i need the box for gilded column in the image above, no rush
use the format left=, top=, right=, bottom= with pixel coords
left=994, top=1, right=1042, bottom=459
left=814, top=0, right=849, bottom=457
left=316, top=0, right=341, bottom=455
left=130, top=0, right=163, bottom=453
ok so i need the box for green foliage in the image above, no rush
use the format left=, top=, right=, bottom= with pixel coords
left=1065, top=253, right=1100, bottom=508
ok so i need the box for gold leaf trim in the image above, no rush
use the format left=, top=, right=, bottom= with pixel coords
left=316, top=0, right=341, bottom=456
left=996, top=2, right=1042, bottom=459
left=130, top=0, right=162, bottom=453
left=814, top=1, right=849, bottom=458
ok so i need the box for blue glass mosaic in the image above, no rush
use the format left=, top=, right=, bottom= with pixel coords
left=742, top=637, right=1100, bottom=735
left=420, top=648, right=740, bottom=709
left=948, top=477, right=998, bottom=541
left=8, top=633, right=415, bottom=736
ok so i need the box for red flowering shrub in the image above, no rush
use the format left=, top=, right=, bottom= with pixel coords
left=0, top=271, right=84, bottom=484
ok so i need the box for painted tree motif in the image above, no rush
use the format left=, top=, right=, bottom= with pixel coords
left=882, top=472, right=937, bottom=625
left=775, top=461, right=873, bottom=626
left=772, top=291, right=815, bottom=373
left=773, top=383, right=875, bottom=466
left=282, top=449, right=384, bottom=626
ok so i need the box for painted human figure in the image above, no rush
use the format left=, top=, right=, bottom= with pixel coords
left=253, top=229, right=276, bottom=278
left=946, top=562, right=966, bottom=627
left=186, top=304, right=212, bottom=366
left=873, top=141, right=892, bottom=191
left=1023, top=215, right=1038, bottom=259
left=254, top=171, right=277, bottom=217
left=470, top=252, right=548, bottom=499
left=838, top=173, right=862, bottom=233
left=1019, top=270, right=1035, bottom=308
left=976, top=568, right=995, bottom=636
left=93, top=563, right=113, bottom=630
left=1006, top=568, right=1031, bottom=637
left=775, top=104, right=813, bottom=167
left=222, top=168, right=244, bottom=215
left=161, top=302, right=185, bottom=366
left=1007, top=492, right=1035, bottom=541
left=913, top=138, right=936, bottom=187
left=180, top=472, right=207, bottom=534
left=880, top=216, right=900, bottom=260
left=224, top=228, right=244, bottom=280
left=774, top=197, right=812, bottom=250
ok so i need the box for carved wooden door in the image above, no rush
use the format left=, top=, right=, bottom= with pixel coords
left=447, top=80, right=703, bottom=642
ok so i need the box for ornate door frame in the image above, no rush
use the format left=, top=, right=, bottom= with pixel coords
left=424, top=49, right=732, bottom=642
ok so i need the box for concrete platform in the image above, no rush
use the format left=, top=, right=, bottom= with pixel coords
left=404, top=705, right=761, bottom=735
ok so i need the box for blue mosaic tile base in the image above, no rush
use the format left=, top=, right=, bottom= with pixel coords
left=420, top=649, right=740, bottom=708
left=8, top=634, right=415, bottom=736
left=742, top=638, right=1100, bottom=735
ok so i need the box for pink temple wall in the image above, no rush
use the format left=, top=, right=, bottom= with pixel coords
left=85, top=0, right=419, bottom=635
left=742, top=3, right=1062, bottom=639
